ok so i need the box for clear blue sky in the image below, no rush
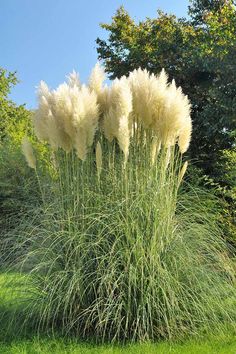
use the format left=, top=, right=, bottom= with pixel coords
left=1, top=0, right=189, bottom=109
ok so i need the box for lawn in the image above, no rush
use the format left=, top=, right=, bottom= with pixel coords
left=0, top=273, right=235, bottom=354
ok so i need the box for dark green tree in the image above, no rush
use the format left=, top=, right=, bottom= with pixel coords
left=0, top=68, right=31, bottom=143
left=0, top=69, right=34, bottom=260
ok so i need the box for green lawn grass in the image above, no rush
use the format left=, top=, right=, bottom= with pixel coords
left=0, top=273, right=235, bottom=354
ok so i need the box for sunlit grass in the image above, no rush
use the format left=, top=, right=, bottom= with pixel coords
left=0, top=273, right=236, bottom=354
left=0, top=273, right=235, bottom=354
left=2, top=152, right=236, bottom=341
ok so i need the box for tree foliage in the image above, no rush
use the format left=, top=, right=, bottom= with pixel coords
left=0, top=68, right=31, bottom=144
left=188, top=0, right=234, bottom=24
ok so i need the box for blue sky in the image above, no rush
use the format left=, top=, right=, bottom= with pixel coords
left=1, top=0, right=189, bottom=108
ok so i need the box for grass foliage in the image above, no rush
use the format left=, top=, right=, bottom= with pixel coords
left=4, top=140, right=235, bottom=343
left=0, top=273, right=235, bottom=354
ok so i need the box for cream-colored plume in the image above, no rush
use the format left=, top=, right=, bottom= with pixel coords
left=128, top=68, right=168, bottom=130
left=102, top=76, right=132, bottom=161
left=72, top=85, right=99, bottom=160
left=178, top=161, right=188, bottom=186
left=157, top=81, right=191, bottom=148
left=128, top=68, right=191, bottom=152
left=33, top=81, right=51, bottom=142
left=67, top=70, right=80, bottom=88
left=34, top=81, right=72, bottom=152
left=96, top=141, right=102, bottom=178
left=33, top=66, right=192, bottom=163
left=89, top=63, right=105, bottom=96
left=150, top=137, right=161, bottom=165
left=178, top=115, right=192, bottom=154
left=34, top=70, right=100, bottom=159
left=22, top=136, right=36, bottom=169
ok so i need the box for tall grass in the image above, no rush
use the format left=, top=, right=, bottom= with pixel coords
left=5, top=65, right=235, bottom=342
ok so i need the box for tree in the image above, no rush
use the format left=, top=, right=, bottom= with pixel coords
left=96, top=3, right=236, bottom=176
left=0, top=68, right=31, bottom=144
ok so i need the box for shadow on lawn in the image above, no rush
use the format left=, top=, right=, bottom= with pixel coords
left=0, top=271, right=48, bottom=344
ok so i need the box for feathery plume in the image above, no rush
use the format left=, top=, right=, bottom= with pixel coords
left=178, top=161, right=188, bottom=186
left=33, top=81, right=51, bottom=142
left=178, top=115, right=192, bottom=154
left=128, top=68, right=168, bottom=131
left=34, top=66, right=192, bottom=164
left=67, top=70, right=80, bottom=88
left=150, top=138, right=162, bottom=166
left=34, top=81, right=72, bottom=152
left=119, top=115, right=130, bottom=164
left=157, top=81, right=191, bottom=148
left=128, top=68, right=154, bottom=129
left=96, top=141, right=102, bottom=178
left=22, top=137, right=36, bottom=169
left=128, top=68, right=192, bottom=151
left=50, top=82, right=74, bottom=151
left=89, top=63, right=105, bottom=95
left=72, top=85, right=99, bottom=160
left=103, top=76, right=132, bottom=160
left=35, top=75, right=99, bottom=159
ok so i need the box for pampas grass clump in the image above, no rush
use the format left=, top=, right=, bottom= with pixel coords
left=13, top=64, right=235, bottom=342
